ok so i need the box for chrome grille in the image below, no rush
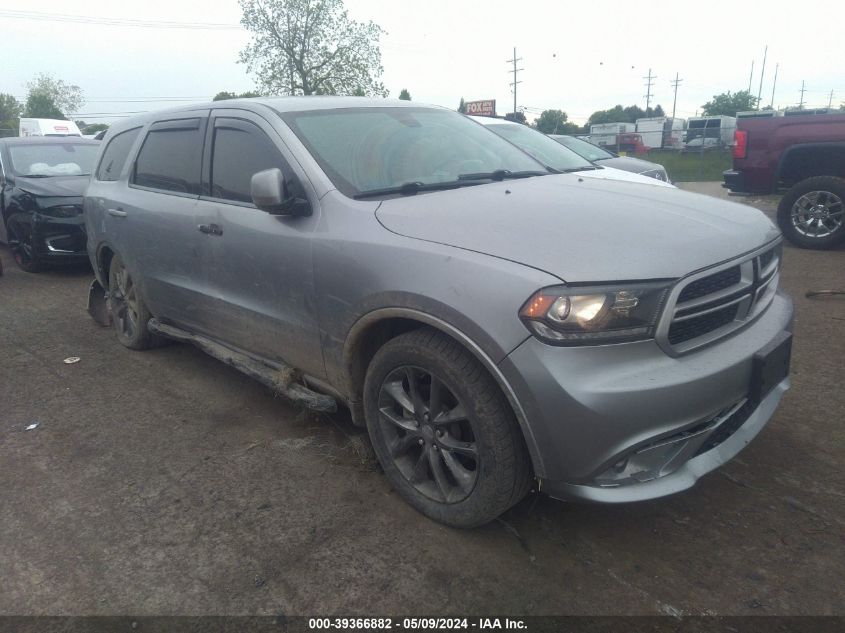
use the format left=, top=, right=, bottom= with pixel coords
left=658, top=242, right=782, bottom=354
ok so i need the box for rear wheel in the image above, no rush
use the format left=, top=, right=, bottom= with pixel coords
left=6, top=216, right=43, bottom=272
left=364, top=328, right=531, bottom=528
left=777, top=176, right=845, bottom=250
left=108, top=254, right=160, bottom=350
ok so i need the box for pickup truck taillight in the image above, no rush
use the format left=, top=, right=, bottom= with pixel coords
left=733, top=130, right=748, bottom=159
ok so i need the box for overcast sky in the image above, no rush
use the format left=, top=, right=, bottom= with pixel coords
left=3, top=0, right=843, bottom=125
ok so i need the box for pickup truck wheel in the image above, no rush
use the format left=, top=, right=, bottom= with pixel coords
left=364, top=328, right=531, bottom=528
left=777, top=176, right=845, bottom=250
left=108, top=254, right=160, bottom=350
left=6, top=216, right=43, bottom=273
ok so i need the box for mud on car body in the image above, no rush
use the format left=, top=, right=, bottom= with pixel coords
left=84, top=97, right=793, bottom=527
left=0, top=137, right=99, bottom=272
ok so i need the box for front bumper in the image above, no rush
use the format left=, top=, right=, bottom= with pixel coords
left=32, top=212, right=88, bottom=261
left=500, top=291, right=793, bottom=502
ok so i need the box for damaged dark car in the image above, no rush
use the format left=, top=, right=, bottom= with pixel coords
left=0, top=137, right=99, bottom=272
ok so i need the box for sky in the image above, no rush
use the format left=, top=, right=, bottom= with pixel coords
left=2, top=0, right=844, bottom=126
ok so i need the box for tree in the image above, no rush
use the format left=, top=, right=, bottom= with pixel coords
left=701, top=90, right=758, bottom=116
left=213, top=90, right=263, bottom=101
left=653, top=104, right=665, bottom=117
left=25, top=73, right=84, bottom=117
left=76, top=121, right=109, bottom=134
left=504, top=111, right=527, bottom=124
left=24, top=92, right=65, bottom=119
left=238, top=0, right=387, bottom=97
left=534, top=109, right=570, bottom=134
left=458, top=97, right=466, bottom=114
left=398, top=89, right=411, bottom=101
left=588, top=105, right=627, bottom=125
left=0, top=93, right=21, bottom=137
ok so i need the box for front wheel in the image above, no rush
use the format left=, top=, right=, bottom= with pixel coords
left=364, top=328, right=532, bottom=528
left=6, top=216, right=43, bottom=272
left=777, top=176, right=845, bottom=250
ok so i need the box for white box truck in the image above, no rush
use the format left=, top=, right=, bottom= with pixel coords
left=589, top=122, right=636, bottom=148
left=19, top=118, right=82, bottom=137
left=685, top=116, right=736, bottom=147
left=635, top=117, right=686, bottom=149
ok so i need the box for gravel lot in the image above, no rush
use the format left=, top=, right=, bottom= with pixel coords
left=1, top=184, right=843, bottom=616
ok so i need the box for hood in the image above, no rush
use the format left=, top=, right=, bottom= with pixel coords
left=595, top=155, right=662, bottom=174
left=375, top=174, right=780, bottom=282
left=577, top=165, right=674, bottom=187
left=15, top=175, right=90, bottom=197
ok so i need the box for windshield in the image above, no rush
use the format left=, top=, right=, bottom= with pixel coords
left=282, top=107, right=546, bottom=197
left=484, top=124, right=594, bottom=172
left=551, top=135, right=615, bottom=161
left=8, top=143, right=98, bottom=177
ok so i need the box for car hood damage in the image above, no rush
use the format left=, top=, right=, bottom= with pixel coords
left=374, top=174, right=781, bottom=282
left=15, top=175, right=90, bottom=198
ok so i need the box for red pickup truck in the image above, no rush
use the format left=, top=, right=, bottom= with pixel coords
left=723, top=112, right=845, bottom=249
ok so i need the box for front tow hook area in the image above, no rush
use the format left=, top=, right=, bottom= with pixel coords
left=87, top=279, right=111, bottom=327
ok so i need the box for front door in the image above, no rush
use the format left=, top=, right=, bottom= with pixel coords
left=193, top=110, right=324, bottom=379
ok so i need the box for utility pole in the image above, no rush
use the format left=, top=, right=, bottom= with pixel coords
left=748, top=60, right=754, bottom=93
left=670, top=72, right=683, bottom=120
left=756, top=45, right=767, bottom=108
left=643, top=68, right=656, bottom=112
left=770, top=63, right=779, bottom=109
left=506, top=47, right=523, bottom=118
left=829, top=90, right=835, bottom=109
left=798, top=81, right=806, bottom=109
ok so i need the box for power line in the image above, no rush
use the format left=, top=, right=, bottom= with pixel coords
left=506, top=47, right=523, bottom=118
left=0, top=9, right=242, bottom=30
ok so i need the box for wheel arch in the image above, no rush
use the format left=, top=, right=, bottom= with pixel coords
left=776, top=142, right=845, bottom=188
left=342, top=308, right=546, bottom=477
left=95, top=242, right=117, bottom=286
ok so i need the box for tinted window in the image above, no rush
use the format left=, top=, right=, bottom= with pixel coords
left=484, top=124, right=592, bottom=171
left=96, top=127, right=141, bottom=181
left=211, top=123, right=285, bottom=204
left=133, top=121, right=204, bottom=194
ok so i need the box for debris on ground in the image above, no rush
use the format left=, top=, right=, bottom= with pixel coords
left=805, top=290, right=845, bottom=298
left=25, top=423, right=39, bottom=431
left=63, top=357, right=81, bottom=364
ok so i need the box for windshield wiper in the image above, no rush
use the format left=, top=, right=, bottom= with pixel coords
left=457, top=169, right=548, bottom=181
left=20, top=174, right=52, bottom=178
left=353, top=180, right=483, bottom=199
left=557, top=165, right=602, bottom=173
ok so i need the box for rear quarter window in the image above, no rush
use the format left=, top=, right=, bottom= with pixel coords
left=95, top=127, right=141, bottom=181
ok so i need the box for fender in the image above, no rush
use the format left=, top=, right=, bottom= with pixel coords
left=343, top=307, right=546, bottom=477
left=775, top=141, right=845, bottom=186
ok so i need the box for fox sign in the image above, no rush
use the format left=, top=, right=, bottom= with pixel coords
left=465, top=100, right=496, bottom=117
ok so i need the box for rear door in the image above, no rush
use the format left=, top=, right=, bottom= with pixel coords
left=193, top=109, right=324, bottom=379
left=122, top=112, right=212, bottom=330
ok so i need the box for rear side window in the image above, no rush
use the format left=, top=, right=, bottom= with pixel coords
left=96, top=127, right=141, bottom=181
left=133, top=119, right=204, bottom=195
left=210, top=121, right=287, bottom=204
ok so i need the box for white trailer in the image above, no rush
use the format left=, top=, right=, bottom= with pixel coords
left=635, top=117, right=686, bottom=149
left=18, top=118, right=82, bottom=137
left=685, top=116, right=736, bottom=147
left=589, top=122, right=635, bottom=148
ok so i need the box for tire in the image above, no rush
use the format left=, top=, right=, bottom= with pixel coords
left=107, top=254, right=160, bottom=350
left=6, top=216, right=43, bottom=273
left=364, top=328, right=532, bottom=528
left=777, top=176, right=845, bottom=250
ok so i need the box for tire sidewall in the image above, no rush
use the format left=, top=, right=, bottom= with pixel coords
left=108, top=254, right=153, bottom=349
left=7, top=216, right=42, bottom=273
left=778, top=177, right=845, bottom=250
left=364, top=335, right=518, bottom=528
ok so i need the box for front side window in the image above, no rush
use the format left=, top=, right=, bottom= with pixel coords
left=96, top=127, right=141, bottom=181
left=283, top=107, right=545, bottom=197
left=210, top=121, right=286, bottom=204
left=8, top=143, right=98, bottom=177
left=133, top=120, right=204, bottom=194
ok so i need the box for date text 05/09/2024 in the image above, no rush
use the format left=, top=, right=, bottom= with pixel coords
left=308, top=618, right=527, bottom=630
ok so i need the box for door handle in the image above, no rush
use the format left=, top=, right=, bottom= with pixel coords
left=198, top=223, right=223, bottom=236
left=107, top=208, right=127, bottom=218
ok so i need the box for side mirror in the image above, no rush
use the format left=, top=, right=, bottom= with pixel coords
left=250, top=168, right=311, bottom=216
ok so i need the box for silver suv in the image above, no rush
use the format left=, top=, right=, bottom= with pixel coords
left=84, top=98, right=793, bottom=527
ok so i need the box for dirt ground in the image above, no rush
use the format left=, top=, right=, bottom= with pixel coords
left=1, top=183, right=843, bottom=616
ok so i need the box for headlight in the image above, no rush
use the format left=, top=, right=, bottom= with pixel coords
left=519, top=282, right=671, bottom=345
left=39, top=205, right=82, bottom=218
left=641, top=168, right=668, bottom=182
